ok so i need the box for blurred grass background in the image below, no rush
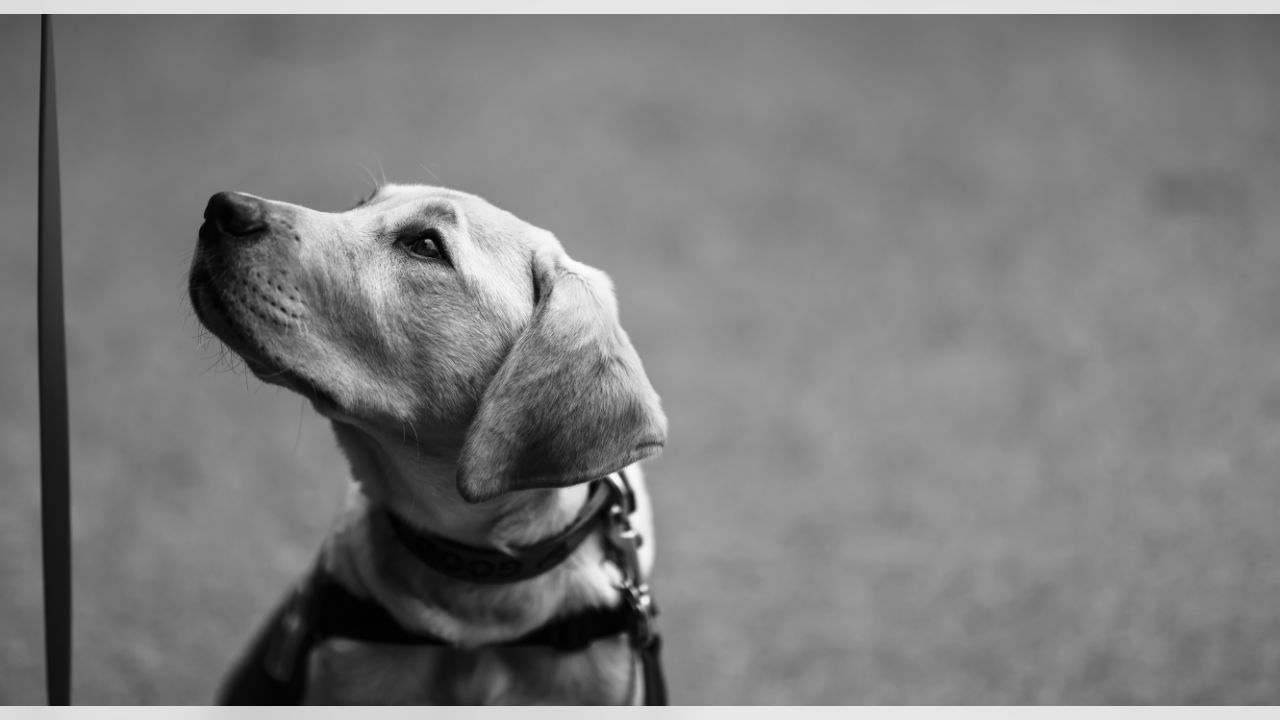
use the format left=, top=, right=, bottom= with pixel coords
left=3, top=15, right=1280, bottom=704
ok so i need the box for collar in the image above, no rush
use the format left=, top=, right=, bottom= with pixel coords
left=382, top=475, right=624, bottom=585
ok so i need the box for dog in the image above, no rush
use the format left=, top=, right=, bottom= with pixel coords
left=188, top=183, right=668, bottom=704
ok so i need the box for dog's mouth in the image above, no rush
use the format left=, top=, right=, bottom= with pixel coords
left=189, top=261, right=339, bottom=411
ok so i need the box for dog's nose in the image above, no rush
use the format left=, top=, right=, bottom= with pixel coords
left=205, top=191, right=268, bottom=237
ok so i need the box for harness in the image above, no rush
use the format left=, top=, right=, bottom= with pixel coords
left=217, top=472, right=667, bottom=705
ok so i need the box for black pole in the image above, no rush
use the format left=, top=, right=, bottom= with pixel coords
left=39, top=13, right=72, bottom=707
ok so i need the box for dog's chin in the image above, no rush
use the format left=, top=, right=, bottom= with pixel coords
left=190, top=268, right=341, bottom=413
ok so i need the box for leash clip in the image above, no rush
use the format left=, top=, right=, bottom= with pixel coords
left=603, top=474, right=643, bottom=581
left=622, top=582, right=659, bottom=649
left=603, top=473, right=659, bottom=650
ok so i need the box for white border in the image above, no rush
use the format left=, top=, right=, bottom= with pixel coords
left=8, top=2, right=1280, bottom=13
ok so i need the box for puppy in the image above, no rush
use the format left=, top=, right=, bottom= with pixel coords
left=188, top=184, right=667, bottom=704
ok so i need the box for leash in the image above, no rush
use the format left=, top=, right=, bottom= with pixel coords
left=38, top=14, right=73, bottom=707
left=217, top=472, right=667, bottom=705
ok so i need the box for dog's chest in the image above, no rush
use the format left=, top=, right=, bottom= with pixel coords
left=303, top=636, right=638, bottom=705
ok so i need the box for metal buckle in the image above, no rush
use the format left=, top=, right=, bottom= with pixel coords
left=606, top=506, right=643, bottom=580
left=603, top=473, right=636, bottom=515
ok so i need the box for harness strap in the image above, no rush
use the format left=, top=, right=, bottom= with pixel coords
left=217, top=571, right=653, bottom=705
left=310, top=559, right=668, bottom=703
left=216, top=472, right=667, bottom=705
left=308, top=571, right=637, bottom=651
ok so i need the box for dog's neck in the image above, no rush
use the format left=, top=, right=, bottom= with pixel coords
left=328, top=418, right=588, bottom=551
left=322, top=417, right=619, bottom=644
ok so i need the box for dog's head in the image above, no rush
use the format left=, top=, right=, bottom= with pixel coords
left=189, top=184, right=666, bottom=503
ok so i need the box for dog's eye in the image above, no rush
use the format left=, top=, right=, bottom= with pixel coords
left=399, top=229, right=444, bottom=261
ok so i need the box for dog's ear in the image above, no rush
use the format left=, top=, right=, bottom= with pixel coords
left=456, top=249, right=667, bottom=503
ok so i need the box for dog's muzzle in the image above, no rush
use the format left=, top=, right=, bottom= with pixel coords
left=189, top=191, right=336, bottom=409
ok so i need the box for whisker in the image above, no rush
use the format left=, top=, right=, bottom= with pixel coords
left=354, top=162, right=382, bottom=201
left=418, top=162, right=442, bottom=185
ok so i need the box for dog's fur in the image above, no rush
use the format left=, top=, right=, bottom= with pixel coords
left=189, top=184, right=666, bottom=704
